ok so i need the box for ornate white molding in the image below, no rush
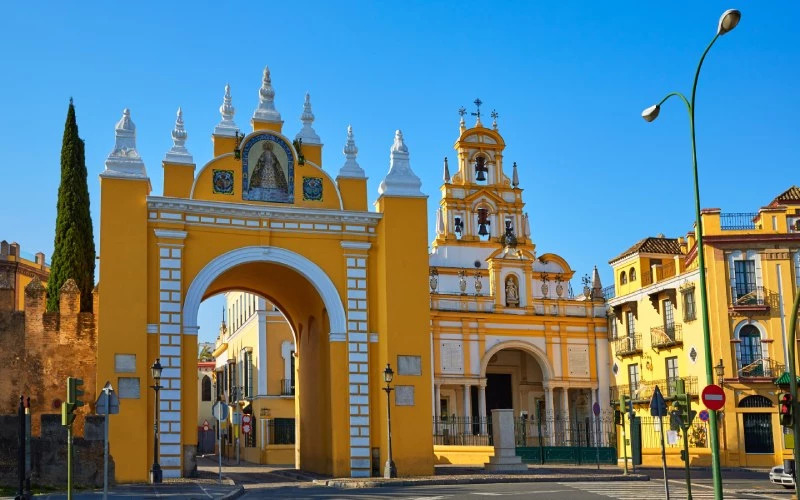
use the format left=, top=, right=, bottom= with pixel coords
left=102, top=108, right=148, bottom=179
left=340, top=241, right=372, bottom=250
left=378, top=130, right=425, bottom=198
left=182, top=246, right=347, bottom=341
left=154, top=229, right=188, bottom=240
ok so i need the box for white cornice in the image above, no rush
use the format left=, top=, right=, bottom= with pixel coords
left=341, top=241, right=372, bottom=250
left=154, top=229, right=188, bottom=240
left=146, top=196, right=382, bottom=226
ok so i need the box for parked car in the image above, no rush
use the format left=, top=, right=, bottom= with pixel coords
left=770, top=465, right=795, bottom=489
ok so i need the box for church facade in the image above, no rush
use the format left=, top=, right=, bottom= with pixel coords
left=427, top=110, right=610, bottom=462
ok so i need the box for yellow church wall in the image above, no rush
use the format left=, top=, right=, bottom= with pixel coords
left=162, top=163, right=195, bottom=198
left=375, top=195, right=434, bottom=477
left=212, top=135, right=237, bottom=158
left=433, top=445, right=494, bottom=465
left=97, top=176, right=151, bottom=483
left=337, top=178, right=368, bottom=211
left=252, top=120, right=282, bottom=133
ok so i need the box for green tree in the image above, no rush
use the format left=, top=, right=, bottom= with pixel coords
left=47, top=99, right=96, bottom=312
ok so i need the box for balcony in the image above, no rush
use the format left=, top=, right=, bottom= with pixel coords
left=720, top=212, right=758, bottom=231
left=651, top=324, right=682, bottom=349
left=729, top=285, right=770, bottom=313
left=614, top=334, right=642, bottom=357
left=738, top=358, right=784, bottom=379
left=610, top=376, right=698, bottom=401
left=602, top=285, right=615, bottom=300
left=280, top=378, right=295, bottom=396
left=641, top=261, right=677, bottom=287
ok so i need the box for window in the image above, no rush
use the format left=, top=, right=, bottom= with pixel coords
left=629, top=267, right=637, bottom=282
left=201, top=375, right=212, bottom=402
left=663, top=299, right=674, bottom=334
left=733, top=259, right=756, bottom=298
left=682, top=288, right=696, bottom=321
left=665, top=357, right=679, bottom=395
left=243, top=350, right=254, bottom=398
left=609, top=315, right=617, bottom=340
left=626, top=311, right=635, bottom=337
left=739, top=325, right=762, bottom=367
left=216, top=370, right=224, bottom=400
left=227, top=361, right=236, bottom=401
left=620, top=271, right=627, bottom=285
left=628, top=364, right=640, bottom=394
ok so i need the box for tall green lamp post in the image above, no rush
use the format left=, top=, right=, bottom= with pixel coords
left=787, top=291, right=800, bottom=499
left=641, top=9, right=741, bottom=500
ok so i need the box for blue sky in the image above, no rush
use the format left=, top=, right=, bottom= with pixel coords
left=1, top=2, right=798, bottom=343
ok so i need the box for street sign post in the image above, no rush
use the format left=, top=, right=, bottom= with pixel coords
left=650, top=386, right=670, bottom=500
left=95, top=382, right=118, bottom=500
left=701, top=385, right=726, bottom=411
left=592, top=402, right=601, bottom=470
left=211, top=402, right=229, bottom=483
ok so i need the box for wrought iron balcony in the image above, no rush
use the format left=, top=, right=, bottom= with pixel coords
left=720, top=212, right=758, bottom=231
left=602, top=285, right=615, bottom=300
left=730, top=285, right=769, bottom=310
left=280, top=378, right=295, bottom=396
left=610, top=376, right=697, bottom=401
left=650, top=324, right=682, bottom=349
left=613, top=334, right=642, bottom=357
left=737, top=358, right=784, bottom=379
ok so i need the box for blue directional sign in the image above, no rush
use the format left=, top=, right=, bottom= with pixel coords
left=650, top=385, right=668, bottom=417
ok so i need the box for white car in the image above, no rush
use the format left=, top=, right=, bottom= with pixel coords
left=770, top=465, right=795, bottom=489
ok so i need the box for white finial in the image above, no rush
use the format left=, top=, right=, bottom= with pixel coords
left=443, top=157, right=451, bottom=184
left=436, top=208, right=445, bottom=235
left=295, top=92, right=321, bottom=145
left=523, top=212, right=531, bottom=238
left=252, top=66, right=282, bottom=123
left=338, top=124, right=365, bottom=178
left=378, top=129, right=424, bottom=197
left=164, top=107, right=194, bottom=164
left=512, top=162, right=519, bottom=188
left=102, top=108, right=147, bottom=179
left=214, top=83, right=238, bottom=136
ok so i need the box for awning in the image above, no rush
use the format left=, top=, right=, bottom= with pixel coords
left=773, top=372, right=800, bottom=386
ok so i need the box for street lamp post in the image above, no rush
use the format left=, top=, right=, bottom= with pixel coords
left=641, top=9, right=741, bottom=500
left=150, top=359, right=163, bottom=484
left=786, top=291, right=800, bottom=499
left=383, top=363, right=397, bottom=478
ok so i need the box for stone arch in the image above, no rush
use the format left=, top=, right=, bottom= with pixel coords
left=183, top=246, right=347, bottom=340
left=480, top=340, right=554, bottom=381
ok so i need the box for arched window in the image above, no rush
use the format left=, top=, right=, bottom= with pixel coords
left=201, top=375, right=212, bottom=402
left=739, top=325, right=762, bottom=366
left=629, top=267, right=637, bottom=281
left=738, top=395, right=773, bottom=408
left=620, top=271, right=628, bottom=285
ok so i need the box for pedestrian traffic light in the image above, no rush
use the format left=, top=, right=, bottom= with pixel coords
left=67, top=377, right=85, bottom=408
left=61, top=401, right=76, bottom=426
left=780, top=392, right=793, bottom=427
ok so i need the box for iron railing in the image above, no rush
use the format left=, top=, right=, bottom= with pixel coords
left=638, top=416, right=709, bottom=449
left=515, top=415, right=617, bottom=448
left=650, top=324, right=682, bottom=348
left=720, top=212, right=759, bottom=231
left=602, top=285, right=615, bottom=300
left=613, top=334, right=642, bottom=356
left=266, top=418, right=295, bottom=445
left=730, top=285, right=767, bottom=307
left=433, top=417, right=492, bottom=446
left=280, top=378, right=295, bottom=396
left=738, top=357, right=784, bottom=378
left=610, top=376, right=697, bottom=401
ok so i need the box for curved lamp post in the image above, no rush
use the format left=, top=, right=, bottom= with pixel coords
left=383, top=364, right=397, bottom=478
left=150, top=358, right=163, bottom=484
left=641, top=9, right=740, bottom=500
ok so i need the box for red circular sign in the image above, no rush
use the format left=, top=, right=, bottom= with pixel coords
left=242, top=414, right=252, bottom=425
left=702, top=384, right=726, bottom=411
left=242, top=423, right=252, bottom=434
left=202, top=419, right=210, bottom=431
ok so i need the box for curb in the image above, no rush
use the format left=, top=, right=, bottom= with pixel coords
left=220, top=484, right=246, bottom=499
left=314, top=474, right=650, bottom=489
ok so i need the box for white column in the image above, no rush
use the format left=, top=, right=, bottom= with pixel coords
left=463, top=384, right=472, bottom=434
left=561, top=388, right=571, bottom=445
left=257, top=299, right=267, bottom=396
left=433, top=383, right=441, bottom=419
left=478, top=383, right=487, bottom=435
left=595, top=336, right=611, bottom=410
left=544, top=385, right=554, bottom=445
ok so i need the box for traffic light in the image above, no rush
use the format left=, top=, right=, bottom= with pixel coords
left=614, top=409, right=621, bottom=425
left=67, top=377, right=85, bottom=408
left=780, top=392, right=793, bottom=427
left=62, top=377, right=84, bottom=427
left=673, top=379, right=696, bottom=428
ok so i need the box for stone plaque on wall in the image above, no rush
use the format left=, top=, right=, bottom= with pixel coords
left=567, top=345, right=590, bottom=377
left=440, top=341, right=464, bottom=374
left=395, top=386, right=415, bottom=406
left=115, top=354, right=136, bottom=373
left=118, top=377, right=141, bottom=399
left=397, top=355, right=422, bottom=376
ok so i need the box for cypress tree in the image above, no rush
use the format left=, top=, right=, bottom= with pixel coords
left=47, top=99, right=96, bottom=312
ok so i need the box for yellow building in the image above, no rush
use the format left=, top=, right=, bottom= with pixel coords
left=608, top=186, right=800, bottom=468
left=0, top=240, right=49, bottom=311
left=428, top=109, right=610, bottom=464
left=95, top=67, right=433, bottom=480
left=211, top=292, right=296, bottom=464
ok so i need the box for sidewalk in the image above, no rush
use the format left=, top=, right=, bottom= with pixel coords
left=15, top=479, right=243, bottom=499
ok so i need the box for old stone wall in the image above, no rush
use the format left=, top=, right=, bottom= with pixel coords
left=0, top=277, right=98, bottom=436
left=0, top=414, right=114, bottom=488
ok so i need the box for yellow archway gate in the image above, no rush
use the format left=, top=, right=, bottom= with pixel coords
left=95, top=70, right=433, bottom=481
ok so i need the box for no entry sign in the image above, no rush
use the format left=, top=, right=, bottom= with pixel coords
left=701, top=384, right=726, bottom=411
left=242, top=423, right=252, bottom=434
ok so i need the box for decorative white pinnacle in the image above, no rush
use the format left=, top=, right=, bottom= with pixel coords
left=592, top=265, right=604, bottom=297
left=378, top=130, right=424, bottom=197
left=512, top=162, right=519, bottom=188
left=523, top=212, right=531, bottom=238
left=338, top=125, right=365, bottom=178
left=164, top=107, right=194, bottom=164
left=214, top=84, right=238, bottom=137
left=443, top=157, right=451, bottom=184
left=102, top=108, right=147, bottom=179
left=436, top=208, right=445, bottom=235
left=252, top=66, right=282, bottom=123
left=295, top=92, right=321, bottom=145
left=459, top=115, right=466, bottom=133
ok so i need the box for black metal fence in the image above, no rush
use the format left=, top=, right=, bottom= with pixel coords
left=280, top=378, right=295, bottom=396
left=720, top=212, right=758, bottom=230
left=433, top=417, right=492, bottom=446
left=638, top=416, right=709, bottom=449
left=267, top=418, right=295, bottom=445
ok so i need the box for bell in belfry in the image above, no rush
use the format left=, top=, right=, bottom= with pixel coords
left=475, top=155, right=487, bottom=181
